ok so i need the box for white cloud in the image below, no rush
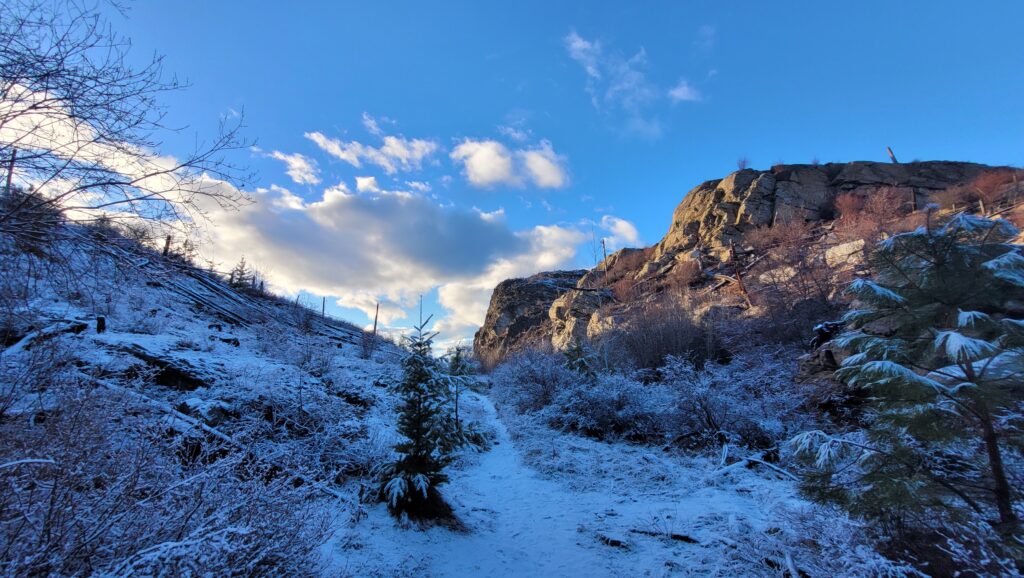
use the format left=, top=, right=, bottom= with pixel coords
left=355, top=176, right=381, bottom=193
left=668, top=79, right=701, bottom=103
left=268, top=151, right=320, bottom=185
left=564, top=31, right=662, bottom=137
left=336, top=292, right=408, bottom=325
left=198, top=179, right=584, bottom=340
left=305, top=123, right=439, bottom=175
left=473, top=207, right=505, bottom=222
left=599, top=215, right=641, bottom=250
left=451, top=138, right=569, bottom=189
left=406, top=180, right=431, bottom=192
left=518, top=140, right=568, bottom=188
left=450, top=139, right=516, bottom=187
left=268, top=184, right=306, bottom=211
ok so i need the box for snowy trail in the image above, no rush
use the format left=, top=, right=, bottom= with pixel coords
left=416, top=393, right=622, bottom=577
left=330, top=391, right=797, bottom=577
left=331, top=392, right=642, bottom=576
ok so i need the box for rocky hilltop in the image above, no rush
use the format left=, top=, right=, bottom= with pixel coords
left=473, top=160, right=1000, bottom=366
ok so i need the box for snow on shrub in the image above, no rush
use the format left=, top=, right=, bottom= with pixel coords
left=545, top=373, right=676, bottom=440
left=490, top=349, right=582, bottom=413
left=662, top=348, right=803, bottom=449
left=0, top=361, right=331, bottom=576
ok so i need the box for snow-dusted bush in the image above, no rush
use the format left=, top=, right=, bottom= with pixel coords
left=110, top=285, right=172, bottom=335
left=605, top=302, right=725, bottom=370
left=490, top=348, right=582, bottom=413
left=0, top=355, right=331, bottom=576
left=662, top=348, right=803, bottom=449
left=545, top=373, right=676, bottom=440
left=714, top=503, right=920, bottom=577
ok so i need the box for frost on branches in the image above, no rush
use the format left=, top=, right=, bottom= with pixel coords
left=794, top=215, right=1024, bottom=572
left=379, top=319, right=466, bottom=521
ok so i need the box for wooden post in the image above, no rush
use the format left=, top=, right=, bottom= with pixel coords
left=730, top=241, right=753, bottom=308
left=601, top=238, right=608, bottom=264
left=162, top=235, right=172, bottom=257
left=371, top=301, right=379, bottom=337
left=886, top=146, right=899, bottom=164
left=321, top=296, right=326, bottom=318
left=4, top=148, right=15, bottom=197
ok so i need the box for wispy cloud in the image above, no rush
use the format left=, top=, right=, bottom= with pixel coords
left=694, top=24, right=716, bottom=53
left=564, top=31, right=661, bottom=138
left=268, top=151, right=321, bottom=185
left=668, top=79, right=701, bottom=103
left=305, top=114, right=439, bottom=175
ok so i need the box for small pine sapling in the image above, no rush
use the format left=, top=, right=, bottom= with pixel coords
left=379, top=317, right=464, bottom=521
left=563, top=339, right=596, bottom=378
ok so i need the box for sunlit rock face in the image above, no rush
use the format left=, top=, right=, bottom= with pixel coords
left=473, top=270, right=587, bottom=369
left=475, top=161, right=998, bottom=366
left=654, top=161, right=990, bottom=259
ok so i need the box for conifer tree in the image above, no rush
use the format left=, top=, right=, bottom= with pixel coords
left=564, top=339, right=596, bottom=377
left=228, top=256, right=251, bottom=289
left=794, top=215, right=1024, bottom=545
left=380, top=318, right=462, bottom=520
left=444, top=345, right=473, bottom=435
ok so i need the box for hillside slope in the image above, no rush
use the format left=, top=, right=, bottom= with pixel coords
left=0, top=226, right=406, bottom=575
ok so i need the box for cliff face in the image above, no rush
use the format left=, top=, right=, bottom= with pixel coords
left=473, top=270, right=587, bottom=369
left=473, top=160, right=997, bottom=366
left=653, top=161, right=989, bottom=260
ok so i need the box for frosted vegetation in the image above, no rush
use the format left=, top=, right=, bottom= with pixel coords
left=1, top=1, right=1022, bottom=575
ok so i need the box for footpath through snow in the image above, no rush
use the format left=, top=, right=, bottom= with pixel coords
left=327, top=392, right=810, bottom=577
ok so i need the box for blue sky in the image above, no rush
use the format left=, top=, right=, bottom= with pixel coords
left=106, top=1, right=1024, bottom=345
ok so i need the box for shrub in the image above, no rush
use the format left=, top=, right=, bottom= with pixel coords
left=662, top=348, right=802, bottom=449
left=490, top=349, right=582, bottom=413
left=969, top=168, right=1020, bottom=214
left=609, top=302, right=726, bottom=370
left=834, top=187, right=910, bottom=243
left=0, top=355, right=330, bottom=576
left=545, top=374, right=676, bottom=441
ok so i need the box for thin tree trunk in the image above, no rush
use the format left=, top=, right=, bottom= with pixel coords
left=979, top=405, right=1017, bottom=531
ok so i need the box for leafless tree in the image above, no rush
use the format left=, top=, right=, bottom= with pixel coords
left=0, top=0, right=251, bottom=246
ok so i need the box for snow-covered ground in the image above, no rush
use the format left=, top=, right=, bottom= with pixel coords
left=325, top=391, right=858, bottom=577
left=1, top=234, right=902, bottom=577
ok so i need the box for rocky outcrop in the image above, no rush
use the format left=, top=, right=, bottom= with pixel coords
left=653, top=161, right=990, bottom=263
left=473, top=270, right=587, bottom=369
left=474, top=160, right=1002, bottom=366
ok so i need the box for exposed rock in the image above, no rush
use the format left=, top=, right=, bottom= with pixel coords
left=473, top=270, right=586, bottom=368
left=474, top=160, right=1003, bottom=366
left=758, top=266, right=797, bottom=285
left=548, top=287, right=611, bottom=350
left=825, top=239, right=866, bottom=269
left=654, top=161, right=990, bottom=260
